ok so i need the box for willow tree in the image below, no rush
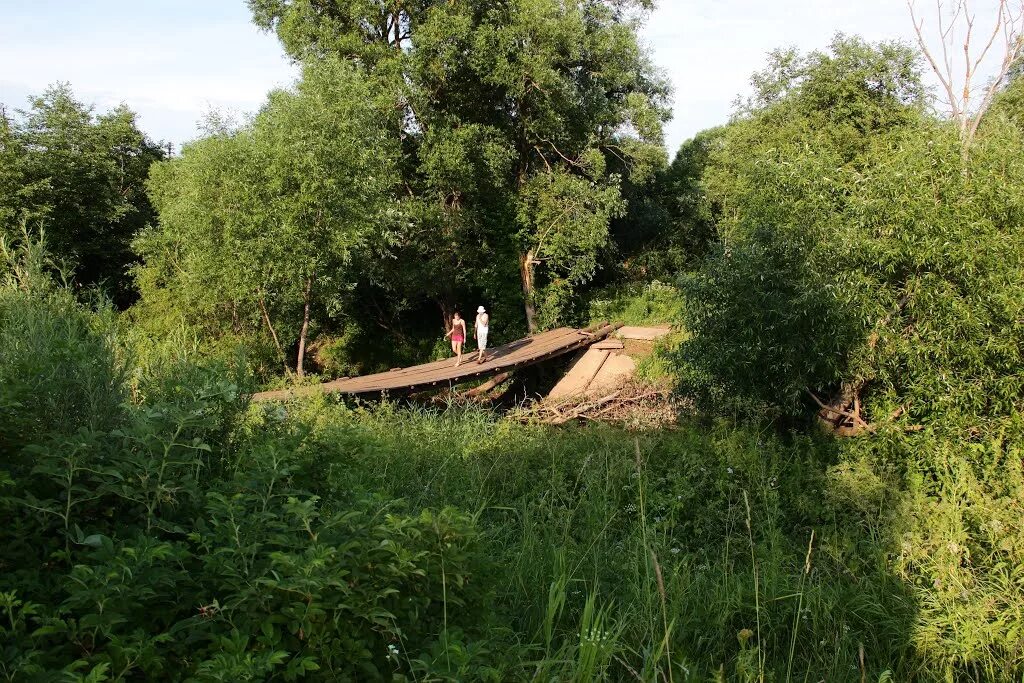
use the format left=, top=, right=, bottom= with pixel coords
left=676, top=36, right=930, bottom=417
left=678, top=35, right=1024, bottom=435
left=137, top=59, right=397, bottom=375
left=249, top=0, right=669, bottom=331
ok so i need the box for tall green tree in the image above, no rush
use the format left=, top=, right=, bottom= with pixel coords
left=136, top=59, right=398, bottom=376
left=675, top=36, right=928, bottom=417
left=677, top=35, right=1024, bottom=433
left=249, top=0, right=669, bottom=331
left=1, top=85, right=164, bottom=305
left=608, top=126, right=724, bottom=282
left=0, top=107, right=28, bottom=230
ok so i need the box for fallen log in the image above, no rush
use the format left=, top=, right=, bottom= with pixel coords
left=460, top=371, right=513, bottom=400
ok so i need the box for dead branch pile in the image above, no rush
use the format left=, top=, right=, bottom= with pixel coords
left=512, top=380, right=687, bottom=430
left=808, top=387, right=922, bottom=437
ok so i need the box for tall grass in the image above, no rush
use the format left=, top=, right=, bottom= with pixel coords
left=235, top=399, right=954, bottom=680
left=586, top=280, right=686, bottom=327
left=0, top=232, right=127, bottom=455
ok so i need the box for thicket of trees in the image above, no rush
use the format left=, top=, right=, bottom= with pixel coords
left=2, top=5, right=1020, bottom=393
left=676, top=36, right=1024, bottom=429
left=249, top=0, right=669, bottom=330
left=0, top=85, right=164, bottom=306
left=122, top=0, right=672, bottom=379
left=667, top=33, right=1024, bottom=676
left=134, top=59, right=398, bottom=377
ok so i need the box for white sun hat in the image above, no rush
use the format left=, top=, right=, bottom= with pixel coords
left=477, top=306, right=485, bottom=313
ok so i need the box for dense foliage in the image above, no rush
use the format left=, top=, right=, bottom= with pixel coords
left=4, top=4, right=1024, bottom=681
left=4, top=245, right=1021, bottom=679
left=124, top=0, right=673, bottom=375
left=0, top=85, right=164, bottom=306
left=133, top=59, right=398, bottom=377
left=665, top=34, right=1024, bottom=680
left=676, top=36, right=1024, bottom=431
left=1, top=238, right=491, bottom=681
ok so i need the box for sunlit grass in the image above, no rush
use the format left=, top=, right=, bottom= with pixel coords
left=237, top=399, right=943, bottom=680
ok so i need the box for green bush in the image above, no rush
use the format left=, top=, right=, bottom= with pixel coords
left=862, top=424, right=1024, bottom=678
left=4, top=268, right=1022, bottom=680
left=587, top=280, right=686, bottom=327
left=677, top=38, right=1024, bottom=432
left=676, top=227, right=857, bottom=417
left=0, top=247, right=497, bottom=681
left=250, top=400, right=927, bottom=680
left=0, top=233, right=126, bottom=460
left=2, top=380, right=493, bottom=681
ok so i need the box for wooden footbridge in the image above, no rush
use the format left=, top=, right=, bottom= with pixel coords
left=252, top=322, right=623, bottom=402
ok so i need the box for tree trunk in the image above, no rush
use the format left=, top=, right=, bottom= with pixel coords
left=296, top=277, right=313, bottom=378
left=519, top=250, right=538, bottom=333
left=259, top=295, right=289, bottom=374
left=440, top=304, right=452, bottom=334
left=438, top=296, right=456, bottom=334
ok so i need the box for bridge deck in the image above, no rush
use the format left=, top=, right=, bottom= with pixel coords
left=251, top=324, right=619, bottom=402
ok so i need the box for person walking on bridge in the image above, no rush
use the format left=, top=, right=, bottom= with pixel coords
left=474, top=306, right=489, bottom=364
left=445, top=311, right=467, bottom=367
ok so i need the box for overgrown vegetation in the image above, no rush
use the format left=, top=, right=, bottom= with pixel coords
left=676, top=36, right=1024, bottom=430
left=3, top=1, right=1024, bottom=680
left=3, top=230, right=1023, bottom=681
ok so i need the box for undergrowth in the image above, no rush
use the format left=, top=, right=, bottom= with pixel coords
left=236, top=397, right=1024, bottom=681
left=587, top=281, right=685, bottom=327
left=3, top=235, right=1023, bottom=681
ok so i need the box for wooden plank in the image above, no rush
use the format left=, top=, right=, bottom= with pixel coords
left=547, top=348, right=610, bottom=401
left=342, top=328, right=577, bottom=391
left=615, top=325, right=672, bottom=341
left=317, top=328, right=573, bottom=391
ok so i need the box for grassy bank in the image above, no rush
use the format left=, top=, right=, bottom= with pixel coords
left=4, top=367, right=1022, bottom=680
left=234, top=397, right=1011, bottom=681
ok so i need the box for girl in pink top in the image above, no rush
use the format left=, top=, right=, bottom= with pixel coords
left=444, top=312, right=467, bottom=367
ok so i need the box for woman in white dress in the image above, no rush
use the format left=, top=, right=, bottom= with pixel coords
left=474, top=306, right=489, bottom=364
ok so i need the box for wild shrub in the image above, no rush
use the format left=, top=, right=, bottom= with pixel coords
left=2, top=384, right=492, bottom=681
left=0, top=232, right=126, bottom=460
left=253, top=400, right=928, bottom=680
left=587, top=280, right=685, bottom=327
left=676, top=228, right=857, bottom=417
left=855, top=424, right=1024, bottom=678
left=0, top=246, right=496, bottom=681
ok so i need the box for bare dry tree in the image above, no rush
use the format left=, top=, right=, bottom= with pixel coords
left=908, top=0, right=1024, bottom=152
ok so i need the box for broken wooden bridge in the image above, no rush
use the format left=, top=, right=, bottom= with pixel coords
left=252, top=322, right=630, bottom=402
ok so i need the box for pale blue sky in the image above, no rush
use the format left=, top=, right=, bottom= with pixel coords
left=0, top=1, right=1010, bottom=152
